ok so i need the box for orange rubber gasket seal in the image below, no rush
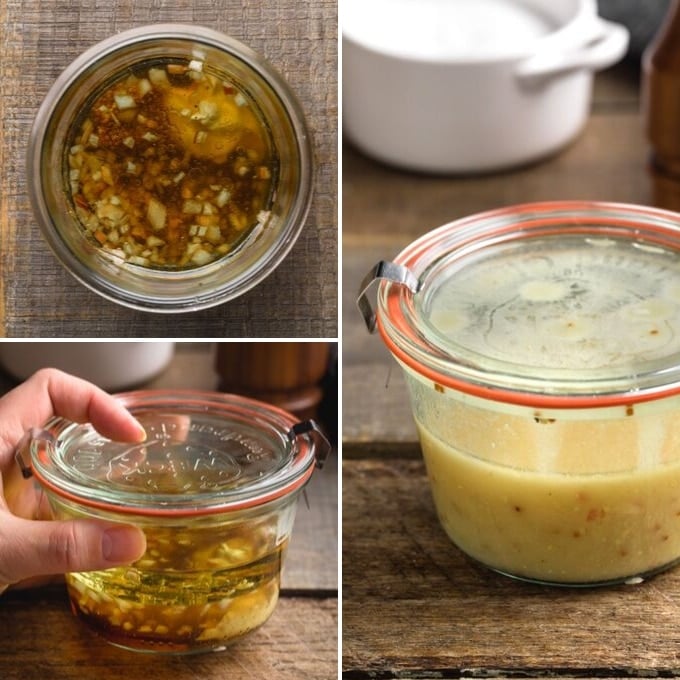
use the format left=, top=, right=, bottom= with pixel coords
left=29, top=389, right=316, bottom=517
left=378, top=201, right=680, bottom=410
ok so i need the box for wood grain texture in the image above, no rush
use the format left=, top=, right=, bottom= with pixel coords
left=0, top=0, right=337, bottom=338
left=343, top=113, right=651, bottom=241
left=0, top=587, right=338, bottom=680
left=343, top=458, right=680, bottom=677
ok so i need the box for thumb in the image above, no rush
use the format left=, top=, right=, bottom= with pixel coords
left=0, top=515, right=146, bottom=585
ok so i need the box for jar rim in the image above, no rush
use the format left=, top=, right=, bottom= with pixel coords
left=26, top=389, right=319, bottom=516
left=375, top=201, right=680, bottom=409
left=27, top=24, right=313, bottom=312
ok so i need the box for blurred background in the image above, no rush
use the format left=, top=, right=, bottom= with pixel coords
left=598, top=0, right=669, bottom=63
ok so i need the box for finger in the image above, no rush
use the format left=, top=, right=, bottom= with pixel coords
left=0, top=368, right=146, bottom=466
left=0, top=514, right=146, bottom=585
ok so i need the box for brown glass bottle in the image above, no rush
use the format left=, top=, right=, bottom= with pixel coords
left=643, top=0, right=680, bottom=193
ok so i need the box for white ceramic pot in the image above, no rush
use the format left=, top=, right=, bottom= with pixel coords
left=342, top=0, right=629, bottom=173
left=0, top=342, right=175, bottom=391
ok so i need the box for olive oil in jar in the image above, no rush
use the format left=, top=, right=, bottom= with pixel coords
left=65, top=57, right=276, bottom=270
left=66, top=521, right=287, bottom=652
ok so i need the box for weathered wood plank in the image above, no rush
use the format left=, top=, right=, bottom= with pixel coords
left=342, top=459, right=680, bottom=677
left=343, top=111, right=652, bottom=241
left=0, top=587, right=338, bottom=680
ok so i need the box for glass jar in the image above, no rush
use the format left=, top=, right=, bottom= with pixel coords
left=359, top=201, right=680, bottom=586
left=28, top=24, right=313, bottom=312
left=16, top=390, right=329, bottom=653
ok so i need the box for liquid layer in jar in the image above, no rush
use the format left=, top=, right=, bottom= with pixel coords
left=66, top=57, right=276, bottom=270
left=416, top=413, right=680, bottom=584
left=66, top=517, right=286, bottom=652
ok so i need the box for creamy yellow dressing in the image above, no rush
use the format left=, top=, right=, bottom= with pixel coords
left=416, top=412, right=680, bottom=584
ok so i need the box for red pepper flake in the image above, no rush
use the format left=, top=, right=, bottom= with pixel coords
left=586, top=507, right=605, bottom=522
left=533, top=412, right=556, bottom=424
left=74, top=194, right=90, bottom=210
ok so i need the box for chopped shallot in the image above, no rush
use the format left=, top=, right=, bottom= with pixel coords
left=147, top=198, right=167, bottom=231
left=67, top=59, right=273, bottom=269
left=114, top=93, right=137, bottom=110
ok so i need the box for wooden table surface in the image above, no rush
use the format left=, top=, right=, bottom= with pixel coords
left=0, top=1, right=337, bottom=338
left=0, top=343, right=338, bottom=679
left=342, top=63, right=680, bottom=678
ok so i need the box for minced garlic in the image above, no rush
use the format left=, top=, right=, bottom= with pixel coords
left=66, top=59, right=275, bottom=269
left=65, top=520, right=284, bottom=651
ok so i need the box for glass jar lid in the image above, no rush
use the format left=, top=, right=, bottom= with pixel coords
left=359, top=201, right=680, bottom=408
left=18, top=390, right=329, bottom=516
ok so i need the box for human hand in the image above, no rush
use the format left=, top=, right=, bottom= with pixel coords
left=0, top=368, right=147, bottom=590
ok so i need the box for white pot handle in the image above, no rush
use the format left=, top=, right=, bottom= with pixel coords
left=515, top=19, right=629, bottom=85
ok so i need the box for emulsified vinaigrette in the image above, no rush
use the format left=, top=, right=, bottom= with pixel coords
left=417, top=417, right=680, bottom=584
left=361, top=202, right=680, bottom=585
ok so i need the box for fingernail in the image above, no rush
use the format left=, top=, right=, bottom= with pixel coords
left=102, top=526, right=146, bottom=564
left=131, top=420, right=147, bottom=443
